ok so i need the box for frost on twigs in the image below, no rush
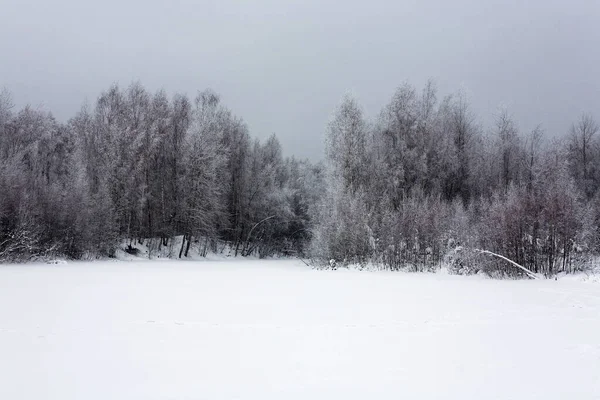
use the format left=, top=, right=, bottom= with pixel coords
left=444, top=247, right=484, bottom=276
left=445, top=247, right=540, bottom=279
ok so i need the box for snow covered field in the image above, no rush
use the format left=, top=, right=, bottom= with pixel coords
left=0, top=259, right=599, bottom=399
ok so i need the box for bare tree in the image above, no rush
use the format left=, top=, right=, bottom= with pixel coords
left=494, top=109, right=521, bottom=192
left=568, top=113, right=599, bottom=198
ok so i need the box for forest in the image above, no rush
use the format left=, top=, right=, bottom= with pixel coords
left=0, top=81, right=599, bottom=277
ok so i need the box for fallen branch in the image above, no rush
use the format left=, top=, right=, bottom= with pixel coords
left=474, top=249, right=541, bottom=279
left=242, top=215, right=276, bottom=256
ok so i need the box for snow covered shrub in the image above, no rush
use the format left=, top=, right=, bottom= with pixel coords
left=475, top=155, right=583, bottom=278
left=444, top=247, right=483, bottom=275
left=309, top=187, right=372, bottom=267
left=376, top=193, right=463, bottom=272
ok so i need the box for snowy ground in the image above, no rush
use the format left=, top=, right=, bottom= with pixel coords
left=0, top=260, right=599, bottom=399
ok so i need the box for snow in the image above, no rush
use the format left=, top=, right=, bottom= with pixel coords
left=114, top=236, right=246, bottom=261
left=0, top=259, right=599, bottom=399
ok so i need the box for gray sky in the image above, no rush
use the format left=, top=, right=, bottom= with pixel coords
left=2, top=0, right=599, bottom=160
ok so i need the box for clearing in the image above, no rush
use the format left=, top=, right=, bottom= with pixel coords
left=0, top=259, right=599, bottom=399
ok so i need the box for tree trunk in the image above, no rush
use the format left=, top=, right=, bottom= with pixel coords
left=179, top=234, right=186, bottom=258
left=185, top=235, right=192, bottom=257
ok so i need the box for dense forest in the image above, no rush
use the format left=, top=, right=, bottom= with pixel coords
left=0, top=84, right=323, bottom=262
left=1, top=81, right=599, bottom=277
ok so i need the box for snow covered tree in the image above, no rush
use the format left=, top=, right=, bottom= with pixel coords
left=374, top=83, right=424, bottom=209
left=443, top=92, right=479, bottom=204
left=178, top=90, right=228, bottom=256
left=493, top=109, right=523, bottom=192
left=312, top=95, right=373, bottom=265
left=568, top=114, right=599, bottom=199
left=326, top=94, right=370, bottom=194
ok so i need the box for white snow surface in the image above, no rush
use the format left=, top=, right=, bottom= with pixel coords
left=0, top=259, right=599, bottom=399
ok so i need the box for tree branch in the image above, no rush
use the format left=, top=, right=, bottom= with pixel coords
left=474, top=248, right=541, bottom=279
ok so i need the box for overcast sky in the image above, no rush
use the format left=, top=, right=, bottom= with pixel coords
left=2, top=0, right=599, bottom=160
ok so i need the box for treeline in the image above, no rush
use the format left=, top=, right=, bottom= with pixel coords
left=0, top=84, right=323, bottom=261
left=312, top=82, right=600, bottom=277
left=1, top=81, right=599, bottom=277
